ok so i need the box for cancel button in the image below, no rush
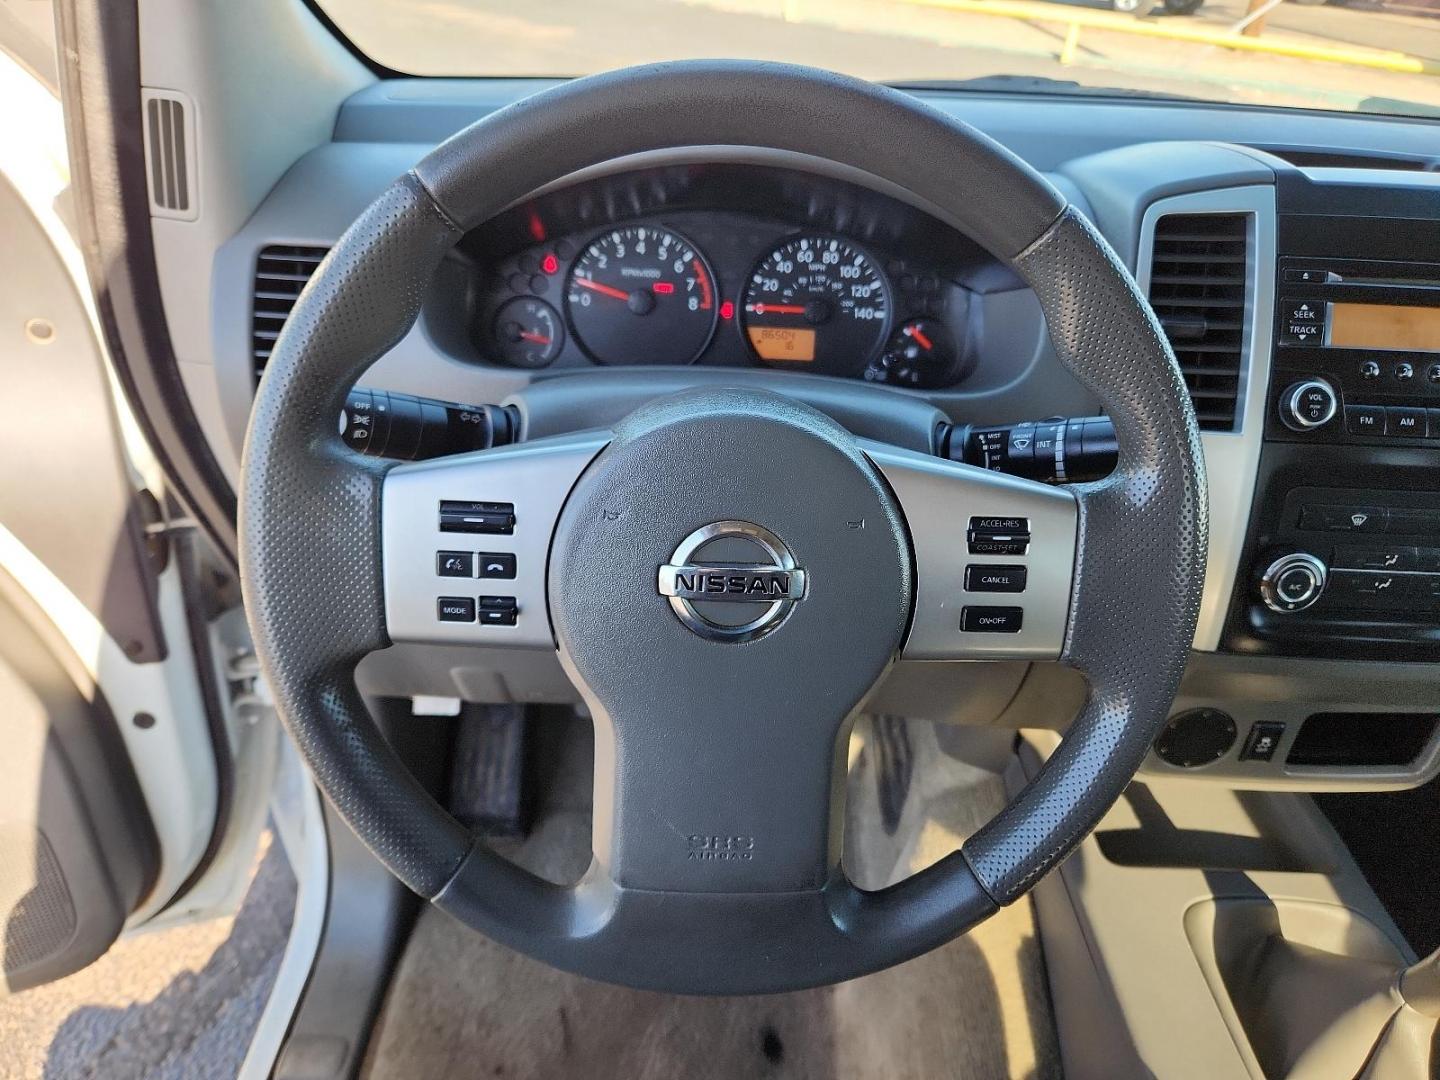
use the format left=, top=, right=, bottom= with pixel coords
left=964, top=564, right=1027, bottom=593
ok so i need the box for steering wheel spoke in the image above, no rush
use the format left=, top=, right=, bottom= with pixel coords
left=380, top=433, right=610, bottom=648
left=865, top=442, right=1078, bottom=662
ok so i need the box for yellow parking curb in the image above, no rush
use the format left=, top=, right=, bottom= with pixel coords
left=901, top=0, right=1440, bottom=75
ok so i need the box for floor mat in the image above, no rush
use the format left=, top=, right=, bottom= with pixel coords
left=1315, top=774, right=1440, bottom=958
left=364, top=718, right=1060, bottom=1080
left=0, top=829, right=296, bottom=1080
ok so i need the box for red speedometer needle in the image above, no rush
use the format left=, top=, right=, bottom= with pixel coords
left=573, top=277, right=630, bottom=302
left=518, top=331, right=551, bottom=345
left=906, top=325, right=934, bottom=351
left=749, top=303, right=807, bottom=316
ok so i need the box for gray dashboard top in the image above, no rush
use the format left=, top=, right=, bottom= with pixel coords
left=333, top=79, right=1440, bottom=170
left=213, top=79, right=1440, bottom=464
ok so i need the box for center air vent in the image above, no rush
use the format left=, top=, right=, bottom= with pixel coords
left=1147, top=213, right=1249, bottom=432
left=251, top=246, right=329, bottom=382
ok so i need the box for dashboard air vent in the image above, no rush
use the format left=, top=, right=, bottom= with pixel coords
left=252, top=246, right=329, bottom=381
left=1147, top=213, right=1248, bottom=432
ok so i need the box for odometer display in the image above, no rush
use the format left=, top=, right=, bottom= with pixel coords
left=566, top=226, right=716, bottom=365
left=742, top=236, right=890, bottom=376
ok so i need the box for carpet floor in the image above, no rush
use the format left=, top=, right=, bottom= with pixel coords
left=363, top=718, right=1061, bottom=1080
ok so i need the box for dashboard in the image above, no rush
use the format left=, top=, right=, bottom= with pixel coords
left=463, top=165, right=1013, bottom=388
left=196, top=79, right=1440, bottom=795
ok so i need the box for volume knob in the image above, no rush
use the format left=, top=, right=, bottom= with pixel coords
left=1279, top=379, right=1338, bottom=431
left=1260, top=552, right=1327, bottom=613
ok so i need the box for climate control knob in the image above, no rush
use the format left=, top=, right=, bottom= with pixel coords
left=1279, top=379, right=1338, bottom=431
left=1260, top=552, right=1328, bottom=613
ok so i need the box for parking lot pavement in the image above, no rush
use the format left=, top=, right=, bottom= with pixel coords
left=322, top=0, right=1440, bottom=116
left=0, top=833, right=294, bottom=1080
left=1191, top=0, right=1440, bottom=65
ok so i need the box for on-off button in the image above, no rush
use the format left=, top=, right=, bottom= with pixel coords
left=961, top=606, right=1024, bottom=633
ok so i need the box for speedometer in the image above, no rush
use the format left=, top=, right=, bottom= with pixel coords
left=566, top=225, right=717, bottom=365
left=741, top=236, right=890, bottom=377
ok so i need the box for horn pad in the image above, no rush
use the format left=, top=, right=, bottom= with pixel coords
left=548, top=388, right=912, bottom=893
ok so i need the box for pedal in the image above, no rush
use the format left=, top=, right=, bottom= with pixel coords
left=449, top=704, right=531, bottom=839
left=872, top=714, right=915, bottom=837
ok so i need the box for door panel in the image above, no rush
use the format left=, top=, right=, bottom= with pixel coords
left=0, top=577, right=157, bottom=991
left=0, top=59, right=222, bottom=988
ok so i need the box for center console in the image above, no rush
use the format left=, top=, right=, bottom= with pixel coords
left=1227, top=172, right=1440, bottom=663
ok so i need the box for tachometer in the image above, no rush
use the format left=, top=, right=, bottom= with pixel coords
left=565, top=226, right=716, bottom=365
left=741, top=236, right=890, bottom=376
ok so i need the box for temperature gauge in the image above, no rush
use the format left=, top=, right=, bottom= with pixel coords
left=492, top=297, right=564, bottom=369
left=867, top=319, right=964, bottom=388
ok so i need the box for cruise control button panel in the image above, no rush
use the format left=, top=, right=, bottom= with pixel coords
left=868, top=441, right=1077, bottom=661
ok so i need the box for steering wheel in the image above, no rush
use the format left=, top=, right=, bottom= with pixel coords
left=241, top=61, right=1205, bottom=994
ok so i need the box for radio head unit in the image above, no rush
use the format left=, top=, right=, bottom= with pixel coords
left=1272, top=257, right=1440, bottom=445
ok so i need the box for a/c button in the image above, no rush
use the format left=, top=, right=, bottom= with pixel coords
left=961, top=606, right=1024, bottom=633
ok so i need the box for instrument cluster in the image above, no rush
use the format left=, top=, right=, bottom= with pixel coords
left=464, top=164, right=1008, bottom=390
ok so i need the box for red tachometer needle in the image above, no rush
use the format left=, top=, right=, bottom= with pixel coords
left=574, top=276, right=630, bottom=302
left=518, top=331, right=551, bottom=345
left=748, top=303, right=807, bottom=316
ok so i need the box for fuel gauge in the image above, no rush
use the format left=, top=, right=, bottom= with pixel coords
left=492, top=297, right=564, bottom=369
left=867, top=318, right=964, bottom=389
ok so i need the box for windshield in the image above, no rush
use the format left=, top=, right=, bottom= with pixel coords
left=317, top=0, right=1440, bottom=118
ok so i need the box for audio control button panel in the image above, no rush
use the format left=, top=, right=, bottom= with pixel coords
left=1267, top=256, right=1440, bottom=448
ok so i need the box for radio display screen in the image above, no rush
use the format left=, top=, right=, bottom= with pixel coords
left=1329, top=302, right=1440, bottom=352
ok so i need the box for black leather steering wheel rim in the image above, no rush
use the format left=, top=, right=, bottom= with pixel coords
left=240, top=60, right=1206, bottom=994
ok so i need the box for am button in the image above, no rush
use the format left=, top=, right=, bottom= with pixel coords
left=964, top=564, right=1028, bottom=593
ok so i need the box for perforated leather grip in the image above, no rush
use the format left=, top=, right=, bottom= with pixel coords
left=963, top=208, right=1207, bottom=902
left=240, top=175, right=470, bottom=896
left=414, top=60, right=1064, bottom=260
